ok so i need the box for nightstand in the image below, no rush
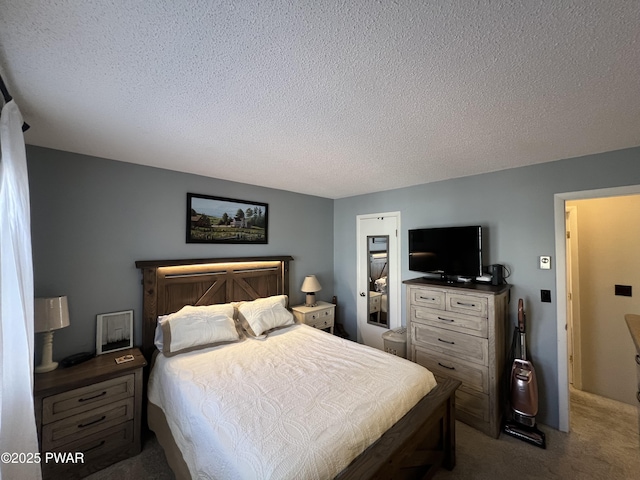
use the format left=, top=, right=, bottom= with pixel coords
left=34, top=348, right=146, bottom=479
left=291, top=301, right=335, bottom=334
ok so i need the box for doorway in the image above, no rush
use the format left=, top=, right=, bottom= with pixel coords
left=356, top=212, right=401, bottom=350
left=555, top=185, right=640, bottom=432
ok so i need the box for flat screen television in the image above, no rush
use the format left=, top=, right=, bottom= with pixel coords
left=408, top=226, right=483, bottom=278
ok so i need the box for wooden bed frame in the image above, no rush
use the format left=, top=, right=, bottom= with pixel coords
left=136, top=256, right=460, bottom=480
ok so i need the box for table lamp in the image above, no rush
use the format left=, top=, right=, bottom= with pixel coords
left=301, top=275, right=322, bottom=307
left=35, top=296, right=70, bottom=373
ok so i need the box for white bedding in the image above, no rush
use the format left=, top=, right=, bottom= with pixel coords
left=148, top=324, right=437, bottom=480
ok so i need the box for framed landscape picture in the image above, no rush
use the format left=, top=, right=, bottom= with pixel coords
left=187, top=193, right=268, bottom=244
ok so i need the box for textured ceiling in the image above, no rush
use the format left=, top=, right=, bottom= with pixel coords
left=1, top=1, right=639, bottom=199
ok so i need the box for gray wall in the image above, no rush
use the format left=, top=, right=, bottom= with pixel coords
left=28, top=146, right=334, bottom=362
left=28, top=144, right=640, bottom=430
left=333, top=147, right=640, bottom=428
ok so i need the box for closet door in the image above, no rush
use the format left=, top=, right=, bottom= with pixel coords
left=356, top=212, right=401, bottom=350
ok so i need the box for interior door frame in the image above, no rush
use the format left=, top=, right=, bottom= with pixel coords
left=554, top=184, right=640, bottom=432
left=565, top=205, right=582, bottom=390
left=356, top=212, right=401, bottom=345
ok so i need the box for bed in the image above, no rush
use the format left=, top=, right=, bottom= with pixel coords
left=136, top=256, right=459, bottom=479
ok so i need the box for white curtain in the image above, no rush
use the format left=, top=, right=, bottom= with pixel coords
left=0, top=100, right=41, bottom=479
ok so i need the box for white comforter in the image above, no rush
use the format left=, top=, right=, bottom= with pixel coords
left=148, top=324, right=436, bottom=480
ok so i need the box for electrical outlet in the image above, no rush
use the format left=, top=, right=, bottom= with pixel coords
left=539, top=256, right=551, bottom=269
left=541, top=289, right=551, bottom=302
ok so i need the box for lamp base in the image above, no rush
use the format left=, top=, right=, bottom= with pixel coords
left=35, top=361, right=58, bottom=374
left=305, top=293, right=317, bottom=307
left=35, top=331, right=59, bottom=374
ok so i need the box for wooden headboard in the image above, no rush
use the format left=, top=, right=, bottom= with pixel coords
left=135, top=256, right=293, bottom=360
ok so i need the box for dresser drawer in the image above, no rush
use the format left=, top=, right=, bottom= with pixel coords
left=410, top=288, right=446, bottom=310
left=43, top=374, right=135, bottom=424
left=42, top=397, right=134, bottom=450
left=411, top=306, right=488, bottom=338
left=412, top=323, right=488, bottom=366
left=414, top=345, right=489, bottom=394
left=456, top=388, right=490, bottom=423
left=446, top=293, right=488, bottom=317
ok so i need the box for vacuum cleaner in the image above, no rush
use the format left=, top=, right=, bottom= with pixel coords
left=503, top=298, right=547, bottom=448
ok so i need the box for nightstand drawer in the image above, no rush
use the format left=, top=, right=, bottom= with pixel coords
left=42, top=397, right=134, bottom=450
left=412, top=323, right=488, bottom=366
left=308, top=308, right=334, bottom=322
left=306, top=308, right=334, bottom=329
left=369, top=294, right=381, bottom=313
left=43, top=421, right=134, bottom=479
left=307, top=317, right=334, bottom=330
left=43, top=374, right=134, bottom=424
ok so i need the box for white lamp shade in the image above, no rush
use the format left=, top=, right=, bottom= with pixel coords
left=301, top=275, right=322, bottom=293
left=35, top=296, right=70, bottom=332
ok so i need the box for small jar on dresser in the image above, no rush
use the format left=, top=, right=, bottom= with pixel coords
left=33, top=348, right=147, bottom=480
left=404, top=278, right=510, bottom=438
left=291, top=301, right=335, bottom=334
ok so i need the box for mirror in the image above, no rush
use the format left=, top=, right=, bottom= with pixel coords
left=367, top=235, right=389, bottom=327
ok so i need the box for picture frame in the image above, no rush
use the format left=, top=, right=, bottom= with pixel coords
left=187, top=193, right=268, bottom=244
left=96, top=310, right=134, bottom=355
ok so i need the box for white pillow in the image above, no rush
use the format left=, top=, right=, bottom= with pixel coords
left=156, top=304, right=239, bottom=356
left=237, top=295, right=294, bottom=337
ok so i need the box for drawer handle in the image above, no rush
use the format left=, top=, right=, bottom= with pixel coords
left=438, top=338, right=455, bottom=345
left=78, top=391, right=107, bottom=403
left=420, top=296, right=436, bottom=301
left=438, top=362, right=455, bottom=370
left=636, top=355, right=640, bottom=365
left=78, top=415, right=106, bottom=428
left=437, top=316, right=454, bottom=323
left=456, top=301, right=476, bottom=307
left=83, top=440, right=106, bottom=454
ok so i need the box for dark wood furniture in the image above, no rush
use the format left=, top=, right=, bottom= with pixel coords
left=136, top=256, right=459, bottom=479
left=34, top=348, right=146, bottom=479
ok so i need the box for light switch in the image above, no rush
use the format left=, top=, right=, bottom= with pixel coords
left=539, top=256, right=551, bottom=270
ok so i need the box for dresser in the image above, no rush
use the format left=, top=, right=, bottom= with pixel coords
left=34, top=348, right=146, bottom=479
left=291, top=301, right=335, bottom=334
left=404, top=278, right=510, bottom=438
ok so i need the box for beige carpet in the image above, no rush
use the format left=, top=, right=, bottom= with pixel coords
left=434, top=388, right=640, bottom=480
left=86, top=388, right=639, bottom=479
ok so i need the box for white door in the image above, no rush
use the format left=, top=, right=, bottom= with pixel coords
left=356, top=212, right=401, bottom=350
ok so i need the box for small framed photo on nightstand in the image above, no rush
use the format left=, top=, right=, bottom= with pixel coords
left=96, top=310, right=133, bottom=355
